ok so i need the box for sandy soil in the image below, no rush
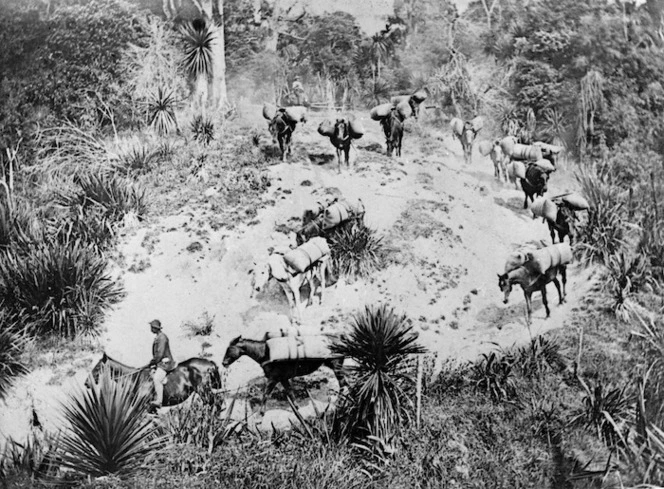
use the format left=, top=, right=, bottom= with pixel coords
left=0, top=106, right=595, bottom=442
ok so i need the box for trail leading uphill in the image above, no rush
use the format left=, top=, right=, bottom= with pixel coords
left=0, top=107, right=595, bottom=441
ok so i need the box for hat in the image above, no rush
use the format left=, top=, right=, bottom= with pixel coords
left=149, top=319, right=162, bottom=329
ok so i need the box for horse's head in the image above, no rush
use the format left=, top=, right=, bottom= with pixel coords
left=498, top=273, right=513, bottom=304
left=249, top=260, right=271, bottom=296
left=222, top=336, right=244, bottom=368
left=334, top=118, right=349, bottom=142
left=268, top=114, right=287, bottom=144
left=85, top=352, right=108, bottom=388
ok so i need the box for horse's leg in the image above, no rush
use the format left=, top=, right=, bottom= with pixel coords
left=552, top=276, right=564, bottom=305
left=561, top=266, right=567, bottom=300
left=523, top=190, right=529, bottom=209
left=398, top=132, right=403, bottom=157
left=306, top=269, right=315, bottom=306
left=280, top=379, right=297, bottom=407
left=548, top=222, right=556, bottom=244
left=290, top=278, right=304, bottom=324
left=280, top=281, right=297, bottom=324
left=541, top=285, right=550, bottom=318
left=261, top=379, right=278, bottom=413
left=327, top=359, right=346, bottom=389
left=337, top=146, right=342, bottom=174
left=319, top=260, right=326, bottom=305
left=524, top=290, right=532, bottom=324
left=279, top=136, right=286, bottom=162
left=344, top=145, right=350, bottom=171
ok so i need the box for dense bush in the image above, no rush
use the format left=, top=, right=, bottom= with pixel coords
left=328, top=220, right=385, bottom=279
left=0, top=239, right=123, bottom=338
left=0, top=319, right=28, bottom=401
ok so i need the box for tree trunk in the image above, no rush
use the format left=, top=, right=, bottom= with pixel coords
left=265, top=0, right=284, bottom=51
left=208, top=22, right=227, bottom=109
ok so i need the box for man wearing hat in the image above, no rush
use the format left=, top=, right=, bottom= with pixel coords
left=148, top=319, right=177, bottom=411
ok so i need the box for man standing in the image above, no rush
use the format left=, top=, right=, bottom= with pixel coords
left=148, top=319, right=176, bottom=412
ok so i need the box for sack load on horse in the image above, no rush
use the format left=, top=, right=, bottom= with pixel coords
left=500, top=136, right=518, bottom=156
left=266, top=335, right=340, bottom=364
left=283, top=106, right=307, bottom=123
left=348, top=118, right=365, bottom=139
left=318, top=120, right=335, bottom=137
left=390, top=95, right=411, bottom=106
left=504, top=241, right=548, bottom=274
left=283, top=237, right=330, bottom=274
left=561, top=193, right=590, bottom=211
left=533, top=159, right=556, bottom=173
left=323, top=199, right=363, bottom=229
left=450, top=117, right=464, bottom=137
left=470, top=116, right=483, bottom=133
left=527, top=243, right=573, bottom=275
left=370, top=103, right=393, bottom=121
left=534, top=142, right=563, bottom=156
left=395, top=100, right=412, bottom=120
left=262, top=103, right=277, bottom=121
left=510, top=144, right=543, bottom=161
left=478, top=140, right=494, bottom=157
left=264, top=327, right=305, bottom=340
left=531, top=197, right=558, bottom=221
left=411, top=89, right=428, bottom=104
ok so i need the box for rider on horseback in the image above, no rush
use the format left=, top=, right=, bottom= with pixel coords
left=148, top=319, right=176, bottom=411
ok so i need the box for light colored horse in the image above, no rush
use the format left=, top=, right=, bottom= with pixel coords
left=250, top=252, right=328, bottom=324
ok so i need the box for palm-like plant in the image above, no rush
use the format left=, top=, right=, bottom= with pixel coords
left=181, top=20, right=215, bottom=80
left=329, top=305, right=426, bottom=444
left=58, top=367, right=166, bottom=477
left=147, top=87, right=178, bottom=136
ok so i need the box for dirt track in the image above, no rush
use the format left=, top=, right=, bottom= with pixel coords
left=0, top=106, right=595, bottom=440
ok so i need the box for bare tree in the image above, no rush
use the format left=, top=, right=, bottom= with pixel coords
left=480, top=0, right=501, bottom=29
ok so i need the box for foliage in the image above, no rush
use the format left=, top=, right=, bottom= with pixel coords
left=571, top=378, right=632, bottom=448
left=147, top=88, right=179, bottom=136
left=183, top=312, right=215, bottom=337
left=61, top=173, right=148, bottom=223
left=0, top=431, right=60, bottom=484
left=0, top=199, right=43, bottom=251
left=328, top=220, right=385, bottom=280
left=0, top=0, right=147, bottom=133
left=575, top=164, right=626, bottom=265
left=191, top=116, right=215, bottom=146
left=470, top=351, right=517, bottom=402
left=330, top=304, right=426, bottom=445
left=121, top=144, right=158, bottom=174
left=0, top=320, right=28, bottom=401
left=0, top=240, right=123, bottom=338
left=604, top=251, right=652, bottom=318
left=165, top=395, right=241, bottom=452
left=181, top=20, right=216, bottom=79
left=279, top=12, right=364, bottom=81
left=58, top=367, right=166, bottom=477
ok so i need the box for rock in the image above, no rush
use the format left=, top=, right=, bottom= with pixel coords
left=204, top=187, right=218, bottom=197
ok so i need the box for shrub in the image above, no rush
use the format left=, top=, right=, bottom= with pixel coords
left=121, top=144, right=158, bottom=174
left=328, top=220, right=384, bottom=280
left=183, top=311, right=215, bottom=336
left=62, top=173, right=148, bottom=222
left=575, top=164, right=627, bottom=265
left=604, top=250, right=652, bottom=318
left=0, top=199, right=43, bottom=252
left=57, top=367, right=166, bottom=478
left=0, top=240, right=123, bottom=338
left=0, top=320, right=28, bottom=401
left=571, top=377, right=632, bottom=448
left=191, top=115, right=215, bottom=146
left=330, top=304, right=426, bottom=445
left=470, top=351, right=517, bottom=402
left=147, top=88, right=179, bottom=136
left=51, top=204, right=116, bottom=252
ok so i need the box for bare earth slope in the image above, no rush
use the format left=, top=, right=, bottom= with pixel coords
left=0, top=107, right=594, bottom=441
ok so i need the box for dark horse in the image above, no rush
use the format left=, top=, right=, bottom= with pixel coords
left=522, top=164, right=549, bottom=209
left=498, top=264, right=567, bottom=323
left=86, top=353, right=222, bottom=407
left=381, top=109, right=403, bottom=157
left=222, top=336, right=346, bottom=412
left=546, top=203, right=577, bottom=244
left=269, top=110, right=296, bottom=161
left=331, top=118, right=352, bottom=173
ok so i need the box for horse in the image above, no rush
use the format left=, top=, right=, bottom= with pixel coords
left=498, top=264, right=567, bottom=323
left=86, top=353, right=222, bottom=408
left=250, top=251, right=328, bottom=324
left=546, top=203, right=577, bottom=244
left=521, top=164, right=549, bottom=209
left=381, top=109, right=403, bottom=157
left=221, top=335, right=346, bottom=412
left=296, top=215, right=325, bottom=246
left=330, top=118, right=352, bottom=173
left=268, top=111, right=296, bottom=161
left=489, top=141, right=507, bottom=182
left=459, top=121, right=480, bottom=165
